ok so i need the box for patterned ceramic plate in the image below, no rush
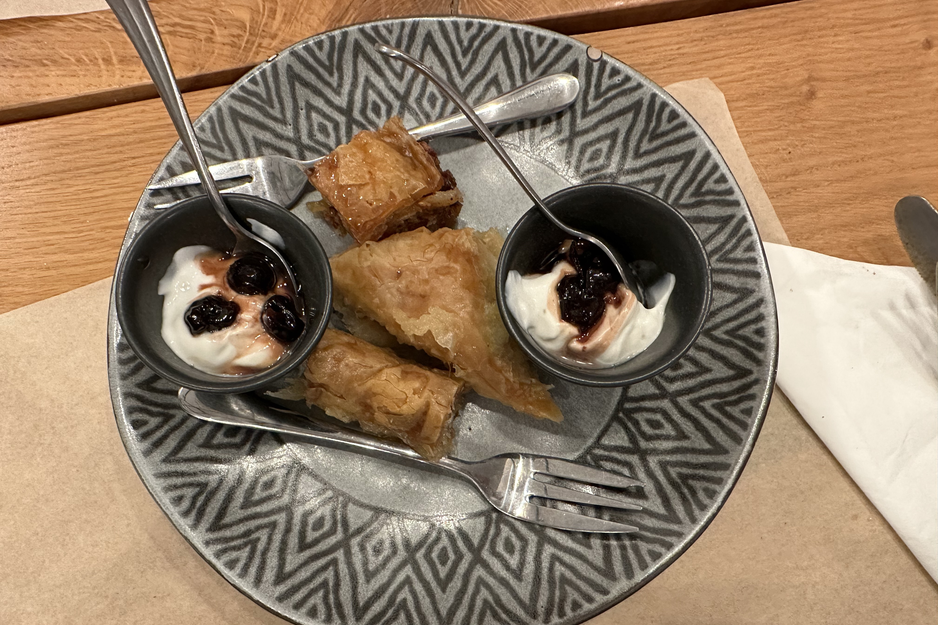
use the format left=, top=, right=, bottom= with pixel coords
left=109, top=17, right=777, bottom=625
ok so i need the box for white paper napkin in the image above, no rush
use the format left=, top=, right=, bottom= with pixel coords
left=764, top=242, right=938, bottom=581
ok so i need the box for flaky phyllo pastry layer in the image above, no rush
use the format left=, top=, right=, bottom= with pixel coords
left=308, top=116, right=462, bottom=243
left=304, top=329, right=464, bottom=460
left=330, top=227, right=563, bottom=422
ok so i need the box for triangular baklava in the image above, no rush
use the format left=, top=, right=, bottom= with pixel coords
left=330, top=227, right=562, bottom=421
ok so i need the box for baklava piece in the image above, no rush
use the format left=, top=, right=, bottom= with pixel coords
left=304, top=328, right=464, bottom=460
left=330, top=227, right=563, bottom=422
left=308, top=116, right=463, bottom=243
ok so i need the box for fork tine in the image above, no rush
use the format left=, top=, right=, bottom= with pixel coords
left=147, top=159, right=257, bottom=189
left=532, top=458, right=644, bottom=489
left=528, top=480, right=643, bottom=511
left=517, top=503, right=639, bottom=533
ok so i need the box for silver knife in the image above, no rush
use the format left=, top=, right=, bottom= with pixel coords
left=895, top=195, right=938, bottom=293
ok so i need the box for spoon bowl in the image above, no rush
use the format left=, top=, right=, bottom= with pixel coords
left=496, top=183, right=712, bottom=386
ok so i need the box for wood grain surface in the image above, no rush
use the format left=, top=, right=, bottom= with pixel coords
left=1, top=0, right=790, bottom=124
left=460, top=0, right=790, bottom=34
left=0, top=0, right=452, bottom=124
left=0, top=0, right=935, bottom=315
left=576, top=0, right=938, bottom=269
left=0, top=88, right=222, bottom=314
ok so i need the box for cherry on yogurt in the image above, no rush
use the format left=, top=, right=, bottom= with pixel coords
left=261, top=295, right=304, bottom=343
left=555, top=239, right=621, bottom=335
left=184, top=295, right=240, bottom=335
left=226, top=253, right=277, bottom=295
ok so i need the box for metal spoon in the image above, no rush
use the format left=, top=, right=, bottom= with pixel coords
left=374, top=43, right=647, bottom=306
left=106, top=0, right=303, bottom=313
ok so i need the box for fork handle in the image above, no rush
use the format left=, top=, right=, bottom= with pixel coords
left=294, top=72, right=579, bottom=169
left=178, top=388, right=471, bottom=473
left=407, top=73, right=579, bottom=142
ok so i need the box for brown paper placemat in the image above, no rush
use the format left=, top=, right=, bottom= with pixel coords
left=1, top=79, right=935, bottom=624
left=0, top=0, right=107, bottom=20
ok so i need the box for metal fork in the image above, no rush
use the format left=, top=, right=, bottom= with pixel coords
left=178, top=388, right=644, bottom=533
left=147, top=73, right=580, bottom=208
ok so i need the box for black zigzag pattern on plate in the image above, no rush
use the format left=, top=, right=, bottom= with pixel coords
left=109, top=17, right=777, bottom=625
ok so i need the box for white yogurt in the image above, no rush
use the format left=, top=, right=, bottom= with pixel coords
left=158, top=246, right=285, bottom=374
left=505, top=261, right=580, bottom=353
left=506, top=263, right=675, bottom=367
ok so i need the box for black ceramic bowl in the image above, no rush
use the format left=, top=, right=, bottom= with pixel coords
left=115, top=194, right=332, bottom=393
left=496, top=183, right=711, bottom=387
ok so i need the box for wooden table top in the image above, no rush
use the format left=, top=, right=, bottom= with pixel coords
left=0, top=0, right=935, bottom=621
left=1, top=0, right=935, bottom=315
left=0, top=0, right=789, bottom=124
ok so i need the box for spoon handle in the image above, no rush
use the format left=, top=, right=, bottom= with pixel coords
left=105, top=0, right=230, bottom=227
left=374, top=44, right=560, bottom=229
left=107, top=0, right=304, bottom=311
left=375, top=44, right=647, bottom=305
